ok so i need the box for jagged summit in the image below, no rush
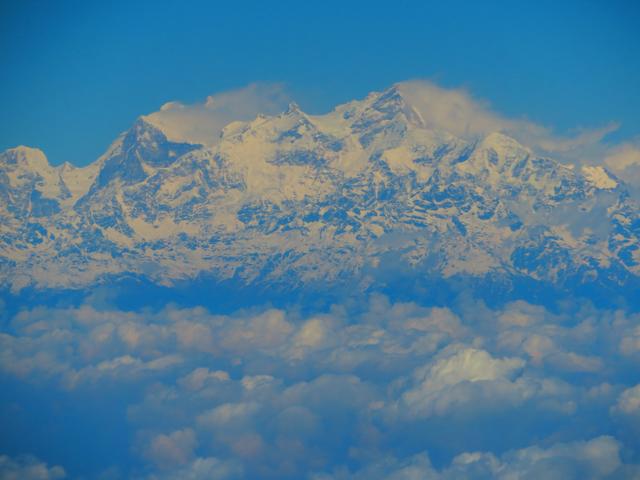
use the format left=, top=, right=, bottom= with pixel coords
left=369, top=84, right=427, bottom=125
left=479, top=131, right=528, bottom=153
left=1, top=84, right=639, bottom=298
left=284, top=101, right=302, bottom=115
left=1, top=145, right=50, bottom=170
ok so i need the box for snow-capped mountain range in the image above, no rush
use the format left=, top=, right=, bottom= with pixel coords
left=2, top=84, right=639, bottom=298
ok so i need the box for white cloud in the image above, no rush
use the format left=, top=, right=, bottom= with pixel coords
left=396, top=80, right=618, bottom=156
left=178, top=367, right=230, bottom=391
left=0, top=454, right=66, bottom=480
left=604, top=142, right=640, bottom=188
left=612, top=384, right=640, bottom=416
left=219, top=308, right=294, bottom=353
left=620, top=324, right=640, bottom=356
left=294, top=318, right=328, bottom=348
left=146, top=456, right=242, bottom=480
left=310, top=454, right=440, bottom=480
left=3, top=297, right=640, bottom=478
left=311, top=436, right=627, bottom=479
left=63, top=353, right=183, bottom=389
left=605, top=143, right=640, bottom=171
left=127, top=79, right=625, bottom=168
left=196, top=402, right=261, bottom=428
left=143, top=428, right=198, bottom=470
left=397, top=347, right=533, bottom=418
left=396, top=80, right=508, bottom=138
left=483, top=435, right=623, bottom=479
left=143, top=83, right=290, bottom=146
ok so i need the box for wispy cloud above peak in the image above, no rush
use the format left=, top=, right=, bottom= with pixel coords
left=143, top=83, right=291, bottom=146
left=136, top=79, right=622, bottom=168
left=606, top=142, right=640, bottom=170
left=531, top=122, right=620, bottom=153
left=394, top=79, right=620, bottom=160
left=394, top=80, right=508, bottom=138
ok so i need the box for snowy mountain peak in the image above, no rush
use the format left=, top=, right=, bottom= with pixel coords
left=480, top=131, right=527, bottom=151
left=130, top=117, right=175, bottom=144
left=358, top=85, right=424, bottom=124
left=88, top=118, right=203, bottom=189
left=478, top=132, right=531, bottom=162
left=1, top=84, right=639, bottom=297
left=582, top=165, right=618, bottom=190
left=58, top=161, right=75, bottom=172
left=1, top=145, right=50, bottom=171
left=284, top=101, right=302, bottom=115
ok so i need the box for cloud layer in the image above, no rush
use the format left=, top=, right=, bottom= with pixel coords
left=0, top=455, right=66, bottom=480
left=2, top=295, right=640, bottom=478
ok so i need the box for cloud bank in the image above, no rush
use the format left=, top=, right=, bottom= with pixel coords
left=2, top=296, right=640, bottom=478
left=0, top=454, right=66, bottom=480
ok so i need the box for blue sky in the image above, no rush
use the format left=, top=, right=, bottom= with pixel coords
left=1, top=0, right=639, bottom=166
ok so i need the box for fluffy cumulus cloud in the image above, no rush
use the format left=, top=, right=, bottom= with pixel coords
left=312, top=436, right=629, bottom=480
left=613, top=384, right=640, bottom=416
left=146, top=456, right=243, bottom=480
left=2, top=295, right=640, bottom=478
left=0, top=454, right=66, bottom=480
left=396, top=347, right=530, bottom=418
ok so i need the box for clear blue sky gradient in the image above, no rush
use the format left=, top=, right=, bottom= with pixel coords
left=1, top=0, right=639, bottom=165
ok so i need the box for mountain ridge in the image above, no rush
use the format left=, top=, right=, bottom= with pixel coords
left=1, top=84, right=637, bottom=300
